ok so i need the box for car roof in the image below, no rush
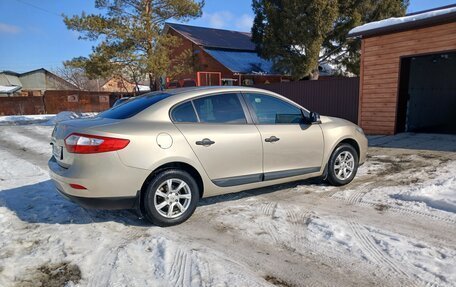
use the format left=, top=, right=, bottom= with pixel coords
left=163, top=85, right=271, bottom=95
left=133, top=85, right=308, bottom=122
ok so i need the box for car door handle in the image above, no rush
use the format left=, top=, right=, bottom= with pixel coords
left=196, top=138, right=215, bottom=146
left=265, top=136, right=280, bottom=143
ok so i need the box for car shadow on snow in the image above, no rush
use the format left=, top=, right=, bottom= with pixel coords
left=199, top=178, right=326, bottom=206
left=0, top=178, right=327, bottom=225
left=0, top=180, right=146, bottom=226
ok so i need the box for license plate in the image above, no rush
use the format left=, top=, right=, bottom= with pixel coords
left=52, top=144, right=62, bottom=160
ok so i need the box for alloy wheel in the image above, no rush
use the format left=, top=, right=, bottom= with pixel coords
left=154, top=178, right=192, bottom=219
left=334, top=151, right=355, bottom=181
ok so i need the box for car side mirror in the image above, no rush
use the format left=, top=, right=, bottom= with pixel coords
left=309, top=111, right=321, bottom=124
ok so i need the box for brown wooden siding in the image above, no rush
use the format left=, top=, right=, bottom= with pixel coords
left=359, top=22, right=456, bottom=134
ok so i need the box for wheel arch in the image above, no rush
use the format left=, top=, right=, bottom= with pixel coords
left=322, top=137, right=361, bottom=178
left=337, top=138, right=360, bottom=160
left=138, top=162, right=204, bottom=216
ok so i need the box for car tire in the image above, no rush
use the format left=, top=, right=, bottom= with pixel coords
left=327, top=143, right=359, bottom=186
left=143, top=169, right=199, bottom=227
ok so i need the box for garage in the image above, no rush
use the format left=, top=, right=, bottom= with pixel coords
left=397, top=52, right=456, bottom=134
left=349, top=5, right=456, bottom=135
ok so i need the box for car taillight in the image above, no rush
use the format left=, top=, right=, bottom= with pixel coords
left=65, top=133, right=130, bottom=154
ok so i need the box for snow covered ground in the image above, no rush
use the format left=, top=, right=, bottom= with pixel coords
left=0, top=120, right=455, bottom=286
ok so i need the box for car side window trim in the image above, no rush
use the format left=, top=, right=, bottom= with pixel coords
left=240, top=92, right=309, bottom=125
left=170, top=100, right=198, bottom=123
left=170, top=92, right=254, bottom=125
left=237, top=93, right=255, bottom=124
left=190, top=100, right=201, bottom=122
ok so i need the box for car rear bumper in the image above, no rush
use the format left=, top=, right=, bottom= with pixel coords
left=54, top=182, right=137, bottom=209
left=48, top=155, right=148, bottom=210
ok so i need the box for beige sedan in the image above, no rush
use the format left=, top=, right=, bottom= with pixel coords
left=49, top=86, right=367, bottom=226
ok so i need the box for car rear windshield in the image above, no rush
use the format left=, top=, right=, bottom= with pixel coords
left=99, top=92, right=171, bottom=119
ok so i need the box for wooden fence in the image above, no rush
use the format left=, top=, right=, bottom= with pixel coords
left=1, top=79, right=360, bottom=122
left=0, top=91, right=133, bottom=116
left=255, top=77, right=360, bottom=123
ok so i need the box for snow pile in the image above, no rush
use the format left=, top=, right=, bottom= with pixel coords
left=393, top=171, right=456, bottom=213
left=349, top=6, right=456, bottom=35
left=0, top=112, right=97, bottom=126
left=364, top=161, right=456, bottom=215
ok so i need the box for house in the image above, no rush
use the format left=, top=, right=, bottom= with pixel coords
left=100, top=76, right=150, bottom=93
left=101, top=76, right=137, bottom=93
left=0, top=68, right=77, bottom=96
left=164, top=23, right=288, bottom=86
left=348, top=4, right=456, bottom=135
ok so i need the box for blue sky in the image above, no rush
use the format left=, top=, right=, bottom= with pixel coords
left=0, top=0, right=454, bottom=72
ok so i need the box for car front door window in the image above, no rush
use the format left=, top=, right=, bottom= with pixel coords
left=244, top=93, right=304, bottom=124
left=243, top=92, right=324, bottom=178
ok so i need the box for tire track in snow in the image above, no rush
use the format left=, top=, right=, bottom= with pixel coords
left=87, top=245, right=123, bottom=286
left=348, top=218, right=442, bottom=287
left=260, top=201, right=277, bottom=217
left=316, top=189, right=338, bottom=199
left=361, top=201, right=456, bottom=225
left=344, top=182, right=383, bottom=205
left=169, top=248, right=193, bottom=287
left=167, top=246, right=212, bottom=287
left=348, top=218, right=409, bottom=279
left=259, top=201, right=280, bottom=244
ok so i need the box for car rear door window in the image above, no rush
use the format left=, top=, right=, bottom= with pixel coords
left=244, top=93, right=303, bottom=124
left=171, top=101, right=198, bottom=123
left=193, top=93, right=247, bottom=124
left=100, top=92, right=171, bottom=119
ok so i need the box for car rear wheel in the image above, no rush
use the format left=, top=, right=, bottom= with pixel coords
left=143, top=169, right=199, bottom=226
left=327, top=143, right=359, bottom=186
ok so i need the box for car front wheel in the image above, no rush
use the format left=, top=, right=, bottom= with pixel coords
left=143, top=169, right=199, bottom=226
left=327, top=144, right=359, bottom=186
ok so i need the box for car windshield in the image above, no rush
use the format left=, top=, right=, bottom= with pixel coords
left=99, top=92, right=171, bottom=119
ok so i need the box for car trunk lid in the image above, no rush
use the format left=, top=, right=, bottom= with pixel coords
left=51, top=117, right=121, bottom=168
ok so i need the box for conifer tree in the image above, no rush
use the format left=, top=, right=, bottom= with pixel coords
left=64, top=0, right=204, bottom=90
left=252, top=0, right=408, bottom=79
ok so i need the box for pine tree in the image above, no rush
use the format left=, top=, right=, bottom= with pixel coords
left=252, top=0, right=408, bottom=79
left=64, top=0, right=204, bottom=90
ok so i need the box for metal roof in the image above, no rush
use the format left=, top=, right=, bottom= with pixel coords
left=203, top=48, right=275, bottom=74
left=165, top=23, right=256, bottom=51
left=0, top=73, right=22, bottom=86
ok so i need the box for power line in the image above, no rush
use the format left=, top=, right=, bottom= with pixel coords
left=13, top=0, right=61, bottom=17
